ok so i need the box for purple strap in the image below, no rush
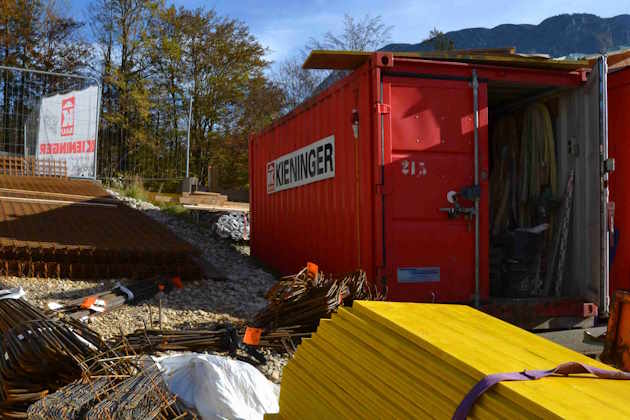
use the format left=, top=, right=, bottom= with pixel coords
left=453, top=362, right=630, bottom=420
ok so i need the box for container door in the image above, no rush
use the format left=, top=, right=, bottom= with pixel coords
left=382, top=76, right=487, bottom=302
left=557, top=57, right=609, bottom=315
left=609, top=67, right=630, bottom=300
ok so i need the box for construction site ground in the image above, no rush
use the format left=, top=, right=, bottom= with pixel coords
left=0, top=193, right=289, bottom=383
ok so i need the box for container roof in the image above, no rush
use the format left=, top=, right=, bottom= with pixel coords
left=303, top=49, right=590, bottom=72
left=587, top=48, right=630, bottom=70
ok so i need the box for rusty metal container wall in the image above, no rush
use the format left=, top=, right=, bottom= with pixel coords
left=250, top=65, right=376, bottom=280
left=609, top=67, right=630, bottom=296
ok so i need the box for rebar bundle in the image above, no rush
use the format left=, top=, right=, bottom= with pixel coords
left=253, top=266, right=385, bottom=334
left=0, top=298, right=50, bottom=333
left=27, top=378, right=111, bottom=420
left=0, top=294, right=197, bottom=419
left=120, top=327, right=232, bottom=354
left=48, top=280, right=164, bottom=322
left=0, top=319, right=104, bottom=418
left=28, top=364, right=196, bottom=420
left=83, top=360, right=195, bottom=420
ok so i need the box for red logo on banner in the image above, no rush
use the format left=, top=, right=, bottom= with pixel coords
left=61, top=97, right=75, bottom=137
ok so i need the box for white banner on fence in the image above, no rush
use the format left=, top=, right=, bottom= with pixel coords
left=37, top=85, right=98, bottom=178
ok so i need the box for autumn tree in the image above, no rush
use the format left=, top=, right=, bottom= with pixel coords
left=0, top=0, right=90, bottom=153
left=89, top=0, right=155, bottom=175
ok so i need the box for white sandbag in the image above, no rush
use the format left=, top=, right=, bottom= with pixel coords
left=153, top=353, right=279, bottom=420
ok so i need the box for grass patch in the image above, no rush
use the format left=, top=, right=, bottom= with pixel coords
left=160, top=202, right=190, bottom=218
left=121, top=177, right=151, bottom=202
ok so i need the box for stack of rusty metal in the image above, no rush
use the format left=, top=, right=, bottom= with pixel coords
left=0, top=175, right=201, bottom=280
left=28, top=360, right=196, bottom=420
left=0, top=298, right=105, bottom=418
left=27, top=351, right=197, bottom=420
left=251, top=264, right=385, bottom=350
left=0, top=295, right=197, bottom=419
left=121, top=326, right=235, bottom=354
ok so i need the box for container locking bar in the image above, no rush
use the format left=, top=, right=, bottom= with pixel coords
left=439, top=186, right=478, bottom=219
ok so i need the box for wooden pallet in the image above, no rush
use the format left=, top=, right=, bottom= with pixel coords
left=0, top=156, right=67, bottom=178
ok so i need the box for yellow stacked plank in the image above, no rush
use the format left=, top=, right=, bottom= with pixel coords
left=268, top=301, right=630, bottom=419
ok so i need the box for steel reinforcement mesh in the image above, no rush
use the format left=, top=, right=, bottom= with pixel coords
left=0, top=176, right=201, bottom=279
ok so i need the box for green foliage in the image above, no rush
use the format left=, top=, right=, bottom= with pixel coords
left=426, top=28, right=455, bottom=51
left=159, top=202, right=189, bottom=218
left=1, top=1, right=285, bottom=190
left=90, top=1, right=283, bottom=189
left=121, top=176, right=150, bottom=201
left=0, top=0, right=91, bottom=71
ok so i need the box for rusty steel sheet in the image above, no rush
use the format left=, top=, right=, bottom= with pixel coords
left=0, top=175, right=110, bottom=198
left=0, top=176, right=201, bottom=280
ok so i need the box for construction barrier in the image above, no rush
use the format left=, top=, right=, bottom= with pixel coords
left=270, top=301, right=630, bottom=419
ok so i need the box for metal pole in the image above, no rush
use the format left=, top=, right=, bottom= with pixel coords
left=600, top=56, right=610, bottom=316
left=23, top=123, right=27, bottom=158
left=472, top=70, right=480, bottom=308
left=186, top=97, right=193, bottom=178
left=93, top=83, right=102, bottom=180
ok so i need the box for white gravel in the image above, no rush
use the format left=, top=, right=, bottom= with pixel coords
left=0, top=192, right=289, bottom=383
left=107, top=189, right=161, bottom=211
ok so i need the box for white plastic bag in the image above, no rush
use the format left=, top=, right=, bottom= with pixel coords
left=0, top=286, right=25, bottom=300
left=153, top=353, right=279, bottom=420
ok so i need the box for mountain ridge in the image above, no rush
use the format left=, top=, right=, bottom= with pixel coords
left=382, top=14, right=630, bottom=57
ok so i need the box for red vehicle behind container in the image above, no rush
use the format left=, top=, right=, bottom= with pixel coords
left=250, top=51, right=611, bottom=317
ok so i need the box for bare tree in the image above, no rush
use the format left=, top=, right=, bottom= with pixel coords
left=307, top=14, right=392, bottom=51
left=272, top=56, right=324, bottom=112
left=275, top=13, right=393, bottom=113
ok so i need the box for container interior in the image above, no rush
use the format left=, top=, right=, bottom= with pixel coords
left=487, top=80, right=601, bottom=304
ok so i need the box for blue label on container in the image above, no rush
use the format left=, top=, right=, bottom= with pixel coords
left=397, top=267, right=440, bottom=283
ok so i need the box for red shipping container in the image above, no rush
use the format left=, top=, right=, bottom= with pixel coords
left=250, top=52, right=611, bottom=312
left=609, top=66, right=630, bottom=295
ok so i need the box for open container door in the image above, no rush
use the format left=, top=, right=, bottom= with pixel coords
left=556, top=56, right=610, bottom=316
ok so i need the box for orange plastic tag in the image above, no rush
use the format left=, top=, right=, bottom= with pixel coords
left=243, top=327, right=262, bottom=346
left=81, top=296, right=97, bottom=309
left=307, top=262, right=318, bottom=279
left=172, top=276, right=183, bottom=289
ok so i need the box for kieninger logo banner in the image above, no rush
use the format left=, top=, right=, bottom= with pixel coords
left=266, top=135, right=335, bottom=194
left=37, top=85, right=99, bottom=178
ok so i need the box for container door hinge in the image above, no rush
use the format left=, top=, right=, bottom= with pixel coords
left=375, top=103, right=391, bottom=114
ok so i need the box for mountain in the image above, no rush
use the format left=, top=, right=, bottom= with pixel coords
left=382, top=14, right=630, bottom=57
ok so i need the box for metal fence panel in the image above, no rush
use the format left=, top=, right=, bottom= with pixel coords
left=0, top=65, right=99, bottom=179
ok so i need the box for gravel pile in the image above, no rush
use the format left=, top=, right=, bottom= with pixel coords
left=0, top=191, right=288, bottom=383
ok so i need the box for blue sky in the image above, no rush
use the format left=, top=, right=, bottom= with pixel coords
left=72, top=0, right=630, bottom=64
